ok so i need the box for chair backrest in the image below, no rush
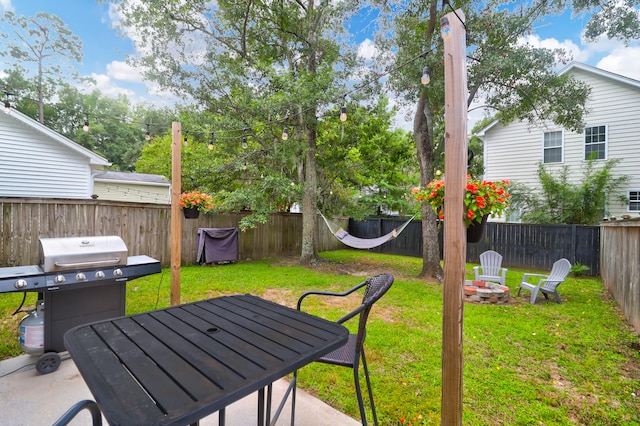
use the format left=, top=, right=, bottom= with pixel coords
left=479, top=250, right=503, bottom=275
left=353, top=273, right=394, bottom=352
left=543, top=258, right=571, bottom=289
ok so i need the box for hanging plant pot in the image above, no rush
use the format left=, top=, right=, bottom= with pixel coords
left=183, top=207, right=200, bottom=219
left=467, top=215, right=488, bottom=243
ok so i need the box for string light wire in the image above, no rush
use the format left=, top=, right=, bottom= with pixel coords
left=4, top=35, right=445, bottom=144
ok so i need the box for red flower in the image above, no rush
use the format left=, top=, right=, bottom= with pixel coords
left=413, top=175, right=510, bottom=226
left=179, top=190, right=215, bottom=210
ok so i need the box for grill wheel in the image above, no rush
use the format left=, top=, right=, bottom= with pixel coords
left=35, top=352, right=62, bottom=374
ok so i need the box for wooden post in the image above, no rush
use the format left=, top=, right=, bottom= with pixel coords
left=441, top=9, right=467, bottom=426
left=170, top=122, right=182, bottom=306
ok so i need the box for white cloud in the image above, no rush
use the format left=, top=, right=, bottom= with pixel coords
left=107, top=60, right=144, bottom=83
left=82, top=73, right=136, bottom=98
left=596, top=46, right=640, bottom=81
left=521, top=34, right=590, bottom=63
left=523, top=32, right=640, bottom=82
left=358, top=38, right=378, bottom=61
left=525, top=31, right=640, bottom=81
left=0, top=0, right=13, bottom=12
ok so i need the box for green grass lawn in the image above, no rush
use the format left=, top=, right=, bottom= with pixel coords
left=1, top=250, right=639, bottom=425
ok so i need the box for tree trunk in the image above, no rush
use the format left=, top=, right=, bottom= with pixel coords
left=415, top=89, right=443, bottom=281
left=299, top=123, right=319, bottom=265
left=299, top=8, right=320, bottom=266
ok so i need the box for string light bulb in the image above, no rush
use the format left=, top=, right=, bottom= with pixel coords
left=441, top=16, right=451, bottom=40
left=281, top=127, right=289, bottom=141
left=421, top=66, right=431, bottom=85
left=208, top=132, right=214, bottom=150
left=340, top=105, right=347, bottom=122
left=183, top=134, right=188, bottom=146
left=242, top=136, right=248, bottom=149
left=82, top=112, right=89, bottom=132
left=145, top=124, right=151, bottom=141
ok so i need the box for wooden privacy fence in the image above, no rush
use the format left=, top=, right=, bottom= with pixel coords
left=600, top=219, right=640, bottom=332
left=0, top=198, right=345, bottom=267
left=349, top=217, right=600, bottom=275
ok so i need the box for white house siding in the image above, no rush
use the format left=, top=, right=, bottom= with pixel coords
left=482, top=63, right=640, bottom=219
left=0, top=110, right=109, bottom=199
left=93, top=181, right=171, bottom=204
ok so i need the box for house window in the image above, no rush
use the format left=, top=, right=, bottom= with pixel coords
left=584, top=125, right=607, bottom=160
left=629, top=191, right=640, bottom=212
left=543, top=131, right=563, bottom=163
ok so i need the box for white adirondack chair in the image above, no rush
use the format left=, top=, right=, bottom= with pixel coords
left=473, top=250, right=508, bottom=286
left=517, top=258, right=572, bottom=304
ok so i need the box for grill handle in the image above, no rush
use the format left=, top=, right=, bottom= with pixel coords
left=54, top=257, right=121, bottom=268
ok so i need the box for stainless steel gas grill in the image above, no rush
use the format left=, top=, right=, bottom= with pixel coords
left=0, top=235, right=161, bottom=373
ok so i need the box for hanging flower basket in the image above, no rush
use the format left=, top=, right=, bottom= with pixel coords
left=413, top=175, right=510, bottom=227
left=466, top=215, right=488, bottom=243
left=183, top=207, right=200, bottom=219
left=179, top=190, right=214, bottom=219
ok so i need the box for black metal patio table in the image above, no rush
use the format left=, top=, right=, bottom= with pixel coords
left=62, top=294, right=349, bottom=426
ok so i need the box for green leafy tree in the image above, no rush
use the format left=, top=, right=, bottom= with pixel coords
left=109, top=0, right=366, bottom=263
left=512, top=159, right=629, bottom=225
left=576, top=0, right=640, bottom=42
left=372, top=0, right=640, bottom=280
left=317, top=97, right=418, bottom=219
left=0, top=11, right=84, bottom=123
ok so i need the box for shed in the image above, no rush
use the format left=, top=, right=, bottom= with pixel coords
left=93, top=171, right=171, bottom=204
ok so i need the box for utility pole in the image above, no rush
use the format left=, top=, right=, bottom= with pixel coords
left=440, top=8, right=467, bottom=425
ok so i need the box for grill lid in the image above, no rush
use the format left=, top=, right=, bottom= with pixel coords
left=39, top=236, right=128, bottom=272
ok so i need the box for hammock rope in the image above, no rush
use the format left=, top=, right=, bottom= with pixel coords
left=319, top=211, right=416, bottom=250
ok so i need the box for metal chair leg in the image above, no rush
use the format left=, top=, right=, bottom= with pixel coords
left=52, top=400, right=102, bottom=426
left=352, top=353, right=369, bottom=426
left=290, top=371, right=297, bottom=426
left=360, top=350, right=378, bottom=426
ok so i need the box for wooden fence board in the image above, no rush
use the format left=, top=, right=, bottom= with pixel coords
left=601, top=220, right=640, bottom=332
left=0, top=198, right=344, bottom=267
left=350, top=217, right=600, bottom=275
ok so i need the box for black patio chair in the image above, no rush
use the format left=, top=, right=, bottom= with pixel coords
left=287, top=273, right=394, bottom=426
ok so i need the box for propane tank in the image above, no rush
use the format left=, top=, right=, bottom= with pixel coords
left=19, top=300, right=44, bottom=355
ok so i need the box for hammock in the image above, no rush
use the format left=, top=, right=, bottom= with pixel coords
left=319, top=211, right=416, bottom=250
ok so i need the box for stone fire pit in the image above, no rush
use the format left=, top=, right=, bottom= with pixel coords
left=464, top=280, right=510, bottom=304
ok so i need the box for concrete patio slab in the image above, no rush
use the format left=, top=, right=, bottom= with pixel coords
left=0, top=353, right=359, bottom=426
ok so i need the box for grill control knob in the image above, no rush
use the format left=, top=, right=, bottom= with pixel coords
left=54, top=275, right=66, bottom=284
left=14, top=279, right=28, bottom=289
left=76, top=273, right=87, bottom=281
left=95, top=271, right=105, bottom=280
left=113, top=269, right=123, bottom=278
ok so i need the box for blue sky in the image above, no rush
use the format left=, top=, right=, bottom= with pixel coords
left=2, top=1, right=639, bottom=128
